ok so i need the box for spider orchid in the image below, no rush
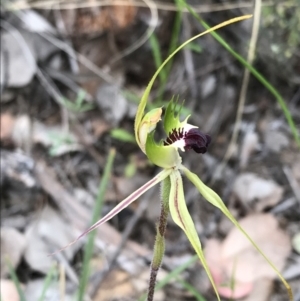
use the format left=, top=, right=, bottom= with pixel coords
left=57, top=16, right=292, bottom=301
left=65, top=98, right=291, bottom=301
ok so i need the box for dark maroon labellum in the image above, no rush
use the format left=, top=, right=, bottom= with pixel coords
left=164, top=128, right=211, bottom=154
left=184, top=128, right=211, bottom=153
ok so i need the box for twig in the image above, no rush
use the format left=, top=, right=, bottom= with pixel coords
left=53, top=4, right=79, bottom=74
left=1, top=18, right=71, bottom=132
left=8, top=0, right=297, bottom=13
left=182, top=14, right=197, bottom=101
left=45, top=68, right=93, bottom=102
left=211, top=0, right=262, bottom=183
left=49, top=245, right=79, bottom=285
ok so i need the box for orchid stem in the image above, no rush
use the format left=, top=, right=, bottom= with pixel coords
left=147, top=176, right=171, bottom=301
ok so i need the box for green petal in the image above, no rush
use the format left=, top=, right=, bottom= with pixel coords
left=146, top=132, right=181, bottom=169
left=138, top=108, right=162, bottom=153
left=52, top=169, right=171, bottom=255
left=163, top=98, right=191, bottom=136
left=164, top=97, right=181, bottom=134
left=169, top=170, right=221, bottom=301
left=181, top=165, right=293, bottom=301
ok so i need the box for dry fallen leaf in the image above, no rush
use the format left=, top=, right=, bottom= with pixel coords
left=233, top=173, right=283, bottom=211
left=70, top=2, right=137, bottom=35
left=0, top=113, right=15, bottom=141
left=0, top=279, right=20, bottom=301
left=0, top=227, right=27, bottom=277
left=205, top=213, right=291, bottom=299
left=221, top=214, right=291, bottom=282
left=241, top=278, right=273, bottom=301
left=205, top=239, right=254, bottom=299
left=93, top=269, right=135, bottom=301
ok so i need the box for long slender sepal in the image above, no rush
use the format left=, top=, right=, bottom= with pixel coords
left=134, top=15, right=253, bottom=149
left=50, top=169, right=171, bottom=256
left=181, top=165, right=293, bottom=301
left=169, top=170, right=221, bottom=301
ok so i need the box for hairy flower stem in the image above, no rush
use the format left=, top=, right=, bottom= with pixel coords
left=147, top=177, right=171, bottom=301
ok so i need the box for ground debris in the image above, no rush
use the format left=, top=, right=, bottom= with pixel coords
left=0, top=279, right=20, bottom=301
left=0, top=227, right=26, bottom=277
left=205, top=213, right=291, bottom=299
left=0, top=3, right=299, bottom=300
left=232, top=173, right=283, bottom=211
left=0, top=150, right=36, bottom=187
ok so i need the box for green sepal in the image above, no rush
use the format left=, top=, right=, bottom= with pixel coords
left=169, top=170, right=221, bottom=301
left=181, top=164, right=293, bottom=301
left=145, top=132, right=181, bottom=169
left=163, top=98, right=190, bottom=135
left=135, top=16, right=253, bottom=152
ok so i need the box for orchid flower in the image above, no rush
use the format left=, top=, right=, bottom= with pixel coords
left=58, top=16, right=292, bottom=301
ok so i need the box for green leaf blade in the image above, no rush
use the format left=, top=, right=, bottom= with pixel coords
left=78, top=148, right=116, bottom=301
left=110, top=128, right=136, bottom=143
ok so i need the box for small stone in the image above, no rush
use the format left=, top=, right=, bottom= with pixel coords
left=96, top=84, right=128, bottom=125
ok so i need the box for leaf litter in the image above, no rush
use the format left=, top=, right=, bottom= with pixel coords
left=1, top=2, right=299, bottom=301
left=205, top=213, right=291, bottom=299
left=233, top=173, right=284, bottom=211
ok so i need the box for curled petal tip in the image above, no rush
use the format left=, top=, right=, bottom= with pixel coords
left=184, top=129, right=211, bottom=154
left=164, top=127, right=211, bottom=154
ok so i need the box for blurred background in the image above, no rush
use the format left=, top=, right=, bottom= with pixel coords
left=0, top=0, right=299, bottom=301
